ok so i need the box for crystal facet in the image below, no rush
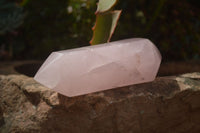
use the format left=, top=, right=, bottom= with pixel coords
left=34, top=38, right=162, bottom=97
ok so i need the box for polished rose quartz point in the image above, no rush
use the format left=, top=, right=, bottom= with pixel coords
left=34, top=38, right=162, bottom=97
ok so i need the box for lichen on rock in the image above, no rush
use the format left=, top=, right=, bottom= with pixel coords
left=0, top=73, right=200, bottom=133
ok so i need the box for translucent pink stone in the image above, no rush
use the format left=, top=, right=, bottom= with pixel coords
left=34, top=38, right=161, bottom=97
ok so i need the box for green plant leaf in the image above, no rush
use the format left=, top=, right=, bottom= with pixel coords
left=20, top=0, right=30, bottom=7
left=96, top=0, right=118, bottom=13
left=90, top=10, right=121, bottom=45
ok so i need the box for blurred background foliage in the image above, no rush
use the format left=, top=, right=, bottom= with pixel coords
left=0, top=0, right=200, bottom=61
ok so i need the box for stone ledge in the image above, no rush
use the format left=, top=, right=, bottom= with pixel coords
left=0, top=73, right=200, bottom=133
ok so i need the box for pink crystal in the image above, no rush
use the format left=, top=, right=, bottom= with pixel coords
left=34, top=38, right=161, bottom=97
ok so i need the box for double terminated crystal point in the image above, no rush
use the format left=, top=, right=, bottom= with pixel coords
left=34, top=38, right=161, bottom=97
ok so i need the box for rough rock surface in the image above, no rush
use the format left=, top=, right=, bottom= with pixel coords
left=0, top=73, right=200, bottom=133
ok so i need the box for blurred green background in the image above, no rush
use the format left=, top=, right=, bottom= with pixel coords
left=0, top=0, right=200, bottom=61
